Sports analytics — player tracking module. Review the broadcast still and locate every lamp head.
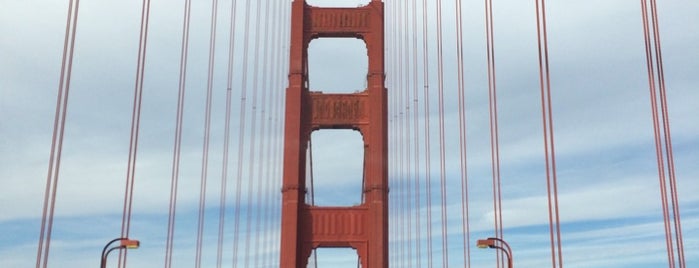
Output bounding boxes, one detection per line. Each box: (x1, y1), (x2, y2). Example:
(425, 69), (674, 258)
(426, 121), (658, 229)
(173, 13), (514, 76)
(476, 238), (495, 249)
(120, 239), (140, 249)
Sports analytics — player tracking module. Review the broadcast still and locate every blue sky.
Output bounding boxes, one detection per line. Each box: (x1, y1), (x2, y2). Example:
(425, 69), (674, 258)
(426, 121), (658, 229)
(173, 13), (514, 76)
(1, 0), (698, 267)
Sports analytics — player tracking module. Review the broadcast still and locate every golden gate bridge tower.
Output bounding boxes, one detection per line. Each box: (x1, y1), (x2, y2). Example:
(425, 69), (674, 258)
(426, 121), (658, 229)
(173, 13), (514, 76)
(279, 0), (388, 267)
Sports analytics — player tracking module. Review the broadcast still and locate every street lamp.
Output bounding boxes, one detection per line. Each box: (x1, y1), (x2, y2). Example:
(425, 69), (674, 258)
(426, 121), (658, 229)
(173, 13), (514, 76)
(477, 237), (513, 268)
(100, 238), (140, 268)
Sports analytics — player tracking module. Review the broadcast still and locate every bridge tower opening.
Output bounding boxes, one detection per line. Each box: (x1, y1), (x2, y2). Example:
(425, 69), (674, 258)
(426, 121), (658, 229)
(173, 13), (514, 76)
(279, 0), (388, 267)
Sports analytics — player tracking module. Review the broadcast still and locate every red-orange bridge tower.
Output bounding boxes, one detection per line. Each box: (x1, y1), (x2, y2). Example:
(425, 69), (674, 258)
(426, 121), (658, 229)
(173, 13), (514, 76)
(279, 0), (388, 267)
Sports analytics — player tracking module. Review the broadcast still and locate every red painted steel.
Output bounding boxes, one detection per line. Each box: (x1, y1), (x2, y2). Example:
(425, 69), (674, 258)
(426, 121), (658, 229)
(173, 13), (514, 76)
(279, 0), (387, 267)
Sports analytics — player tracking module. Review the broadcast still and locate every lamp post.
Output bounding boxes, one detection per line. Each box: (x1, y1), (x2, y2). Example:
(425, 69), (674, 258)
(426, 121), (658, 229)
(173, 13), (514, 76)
(100, 238), (140, 268)
(477, 237), (513, 268)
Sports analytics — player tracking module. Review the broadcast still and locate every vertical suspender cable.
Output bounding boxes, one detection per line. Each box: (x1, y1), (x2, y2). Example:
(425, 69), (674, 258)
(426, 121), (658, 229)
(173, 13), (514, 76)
(164, 0), (192, 267)
(640, 3), (673, 267)
(397, 0), (407, 265)
(243, 0), (264, 265)
(194, 0), (219, 266)
(400, 0), (410, 264)
(387, 2), (402, 264)
(36, 1), (80, 267)
(534, 0), (563, 267)
(264, 2), (279, 263)
(484, 0), (504, 267)
(262, 0), (282, 266)
(253, 1), (273, 266)
(641, 1), (686, 267)
(265, 0), (286, 264)
(403, 0), (414, 265)
(402, 0), (410, 264)
(435, 0), (450, 265)
(387, 0), (397, 264)
(394, 0), (402, 264)
(393, 1), (401, 263)
(268, 1), (283, 264)
(216, 1), (239, 266)
(387, 0), (395, 262)
(231, 0), (253, 266)
(411, 0), (422, 265)
(649, 1), (685, 266)
(421, 0), (434, 266)
(386, 2), (401, 265)
(454, 0), (471, 266)
(387, 1), (397, 264)
(118, 0), (152, 267)
(271, 1), (292, 263)
(216, 85), (232, 268)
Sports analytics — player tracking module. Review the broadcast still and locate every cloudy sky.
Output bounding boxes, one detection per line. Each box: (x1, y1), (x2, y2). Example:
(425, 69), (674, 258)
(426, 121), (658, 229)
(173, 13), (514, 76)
(1, 0), (697, 267)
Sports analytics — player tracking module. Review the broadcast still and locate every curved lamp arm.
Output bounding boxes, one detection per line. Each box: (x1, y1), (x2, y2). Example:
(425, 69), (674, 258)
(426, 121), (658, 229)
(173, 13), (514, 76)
(476, 237), (513, 268)
(100, 238), (140, 268)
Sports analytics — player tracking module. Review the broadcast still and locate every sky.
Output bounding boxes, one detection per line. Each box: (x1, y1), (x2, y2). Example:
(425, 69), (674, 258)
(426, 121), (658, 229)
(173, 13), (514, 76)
(1, 0), (698, 268)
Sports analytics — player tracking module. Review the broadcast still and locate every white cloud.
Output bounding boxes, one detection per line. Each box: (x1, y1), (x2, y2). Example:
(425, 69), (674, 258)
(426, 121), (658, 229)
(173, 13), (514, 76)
(1, 0), (698, 267)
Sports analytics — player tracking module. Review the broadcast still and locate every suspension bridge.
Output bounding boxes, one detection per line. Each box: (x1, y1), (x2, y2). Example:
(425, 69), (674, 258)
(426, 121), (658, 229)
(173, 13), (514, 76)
(0, 0), (697, 267)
